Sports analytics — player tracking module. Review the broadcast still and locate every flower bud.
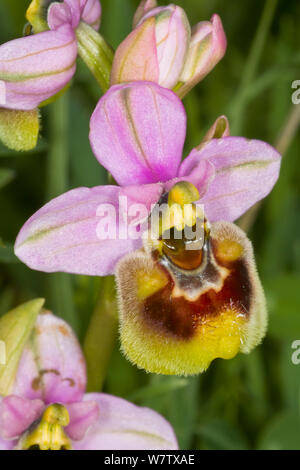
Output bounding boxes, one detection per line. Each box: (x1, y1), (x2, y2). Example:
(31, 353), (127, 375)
(202, 115), (230, 143)
(133, 0), (157, 28)
(176, 14), (227, 98)
(111, 5), (191, 89)
(195, 115), (230, 152)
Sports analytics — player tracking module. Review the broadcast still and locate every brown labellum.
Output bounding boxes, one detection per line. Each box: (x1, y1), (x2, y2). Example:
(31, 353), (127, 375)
(116, 221), (267, 375)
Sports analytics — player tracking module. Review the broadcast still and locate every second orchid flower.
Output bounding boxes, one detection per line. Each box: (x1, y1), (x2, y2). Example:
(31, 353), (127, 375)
(0, 301), (177, 450)
(0, 0), (107, 151)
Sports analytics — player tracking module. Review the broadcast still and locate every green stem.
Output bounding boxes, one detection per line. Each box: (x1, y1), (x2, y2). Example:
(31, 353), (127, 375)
(46, 94), (78, 332)
(76, 22), (114, 93)
(230, 0), (278, 135)
(47, 94), (69, 199)
(84, 276), (119, 392)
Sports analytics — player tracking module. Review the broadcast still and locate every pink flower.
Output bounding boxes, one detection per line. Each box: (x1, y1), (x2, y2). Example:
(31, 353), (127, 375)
(111, 1), (226, 98)
(0, 311), (177, 450)
(14, 82), (281, 276)
(0, 0), (101, 111)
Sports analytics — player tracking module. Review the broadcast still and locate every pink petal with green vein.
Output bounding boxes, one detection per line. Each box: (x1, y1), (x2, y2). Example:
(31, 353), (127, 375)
(14, 186), (141, 276)
(90, 82), (187, 186)
(110, 17), (159, 86)
(138, 5), (191, 88)
(0, 24), (77, 110)
(180, 137), (281, 222)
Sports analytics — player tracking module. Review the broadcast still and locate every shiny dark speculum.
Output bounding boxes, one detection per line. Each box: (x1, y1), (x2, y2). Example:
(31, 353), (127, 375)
(160, 219), (209, 271)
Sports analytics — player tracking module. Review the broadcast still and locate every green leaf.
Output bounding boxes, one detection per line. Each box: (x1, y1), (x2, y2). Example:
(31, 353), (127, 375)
(0, 298), (44, 395)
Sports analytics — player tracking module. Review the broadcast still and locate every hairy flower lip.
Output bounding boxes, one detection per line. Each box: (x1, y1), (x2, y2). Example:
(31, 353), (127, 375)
(116, 220), (268, 376)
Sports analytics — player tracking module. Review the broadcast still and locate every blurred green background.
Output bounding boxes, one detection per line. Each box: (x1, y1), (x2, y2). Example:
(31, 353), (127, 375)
(0, 0), (300, 450)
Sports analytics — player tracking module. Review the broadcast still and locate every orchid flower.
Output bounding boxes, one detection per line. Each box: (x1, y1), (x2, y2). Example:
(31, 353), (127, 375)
(0, 0), (101, 112)
(0, 0), (103, 150)
(111, 1), (227, 98)
(15, 82), (281, 374)
(15, 81), (281, 275)
(0, 308), (177, 450)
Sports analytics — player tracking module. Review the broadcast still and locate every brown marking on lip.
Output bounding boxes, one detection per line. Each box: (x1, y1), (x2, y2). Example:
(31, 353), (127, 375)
(32, 377), (41, 391)
(31, 369), (60, 391)
(63, 377), (75, 387)
(143, 256), (252, 340)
